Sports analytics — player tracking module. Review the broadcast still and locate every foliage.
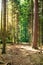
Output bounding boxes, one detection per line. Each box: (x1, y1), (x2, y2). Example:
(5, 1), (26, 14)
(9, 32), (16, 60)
(18, 0), (31, 42)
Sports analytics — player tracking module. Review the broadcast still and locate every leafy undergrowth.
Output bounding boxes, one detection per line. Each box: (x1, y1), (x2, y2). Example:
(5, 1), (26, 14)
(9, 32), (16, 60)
(0, 44), (43, 65)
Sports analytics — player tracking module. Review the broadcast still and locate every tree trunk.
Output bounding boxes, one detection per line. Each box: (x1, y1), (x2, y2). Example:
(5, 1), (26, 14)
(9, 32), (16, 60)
(16, 13), (19, 44)
(32, 0), (39, 49)
(1, 2), (3, 41)
(41, 0), (43, 44)
(11, 2), (15, 44)
(31, 0), (33, 36)
(6, 0), (8, 31)
(12, 6), (14, 44)
(2, 0), (6, 54)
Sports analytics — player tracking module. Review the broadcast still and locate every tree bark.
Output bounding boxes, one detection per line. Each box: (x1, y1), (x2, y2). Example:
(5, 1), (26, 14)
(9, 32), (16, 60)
(32, 0), (39, 49)
(2, 0), (6, 54)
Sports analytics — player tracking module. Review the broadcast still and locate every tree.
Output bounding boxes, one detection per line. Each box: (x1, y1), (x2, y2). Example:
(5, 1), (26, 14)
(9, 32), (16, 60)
(38, 0), (43, 46)
(6, 0), (8, 31)
(32, 0), (39, 49)
(2, 0), (6, 54)
(1, 0), (3, 42)
(31, 0), (33, 36)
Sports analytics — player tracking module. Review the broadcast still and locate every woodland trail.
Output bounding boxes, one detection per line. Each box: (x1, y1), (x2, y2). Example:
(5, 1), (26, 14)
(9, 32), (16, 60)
(0, 44), (43, 65)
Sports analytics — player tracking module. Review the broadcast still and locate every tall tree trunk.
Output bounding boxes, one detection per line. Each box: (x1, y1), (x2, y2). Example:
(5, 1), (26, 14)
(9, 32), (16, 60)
(2, 0), (6, 54)
(32, 0), (39, 49)
(14, 13), (18, 44)
(6, 0), (8, 31)
(11, 2), (15, 44)
(1, 1), (3, 41)
(12, 6), (14, 44)
(41, 0), (43, 44)
(16, 13), (19, 44)
(31, 0), (33, 36)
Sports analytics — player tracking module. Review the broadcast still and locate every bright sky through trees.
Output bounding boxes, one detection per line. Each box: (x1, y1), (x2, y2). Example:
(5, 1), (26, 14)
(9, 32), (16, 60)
(20, 0), (24, 5)
(0, 0), (1, 24)
(0, 0), (1, 11)
(0, 0), (25, 11)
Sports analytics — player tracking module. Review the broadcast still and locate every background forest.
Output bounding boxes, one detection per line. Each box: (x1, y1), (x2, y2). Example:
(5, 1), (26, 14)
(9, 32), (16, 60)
(0, 0), (43, 65)
(0, 0), (43, 51)
(0, 0), (43, 44)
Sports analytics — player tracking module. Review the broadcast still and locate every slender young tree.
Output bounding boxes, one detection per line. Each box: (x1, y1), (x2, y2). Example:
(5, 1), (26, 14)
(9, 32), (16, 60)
(1, 1), (3, 40)
(12, 2), (14, 44)
(16, 12), (19, 44)
(31, 0), (33, 36)
(41, 0), (43, 44)
(2, 0), (6, 54)
(32, 0), (39, 49)
(6, 0), (8, 31)
(11, 1), (16, 44)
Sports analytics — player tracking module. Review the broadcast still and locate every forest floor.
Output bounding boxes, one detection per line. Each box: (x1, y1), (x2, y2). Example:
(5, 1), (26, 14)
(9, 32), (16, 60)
(0, 44), (43, 65)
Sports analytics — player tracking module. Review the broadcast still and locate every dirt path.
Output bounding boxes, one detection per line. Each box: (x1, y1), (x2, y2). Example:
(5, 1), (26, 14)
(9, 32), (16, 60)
(0, 44), (43, 65)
